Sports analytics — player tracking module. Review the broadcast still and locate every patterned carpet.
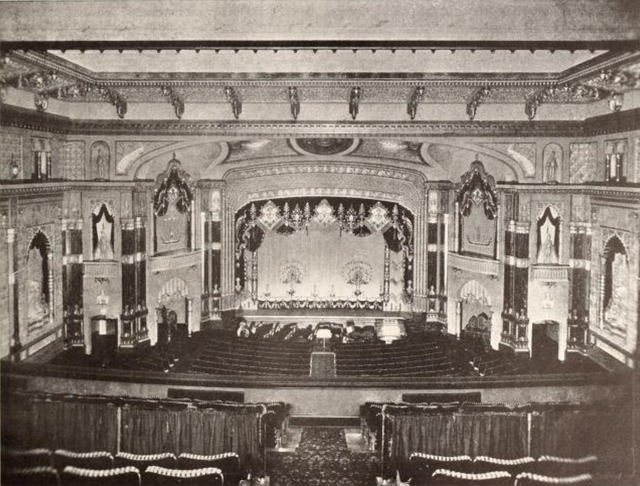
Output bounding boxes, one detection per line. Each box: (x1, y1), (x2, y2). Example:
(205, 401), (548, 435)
(268, 427), (379, 486)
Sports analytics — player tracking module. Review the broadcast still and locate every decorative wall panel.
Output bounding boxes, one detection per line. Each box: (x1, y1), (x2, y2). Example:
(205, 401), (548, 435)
(569, 143), (598, 183)
(59, 141), (85, 181)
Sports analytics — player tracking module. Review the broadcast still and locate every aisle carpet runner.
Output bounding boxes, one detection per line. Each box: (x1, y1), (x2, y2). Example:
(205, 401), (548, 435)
(268, 427), (379, 486)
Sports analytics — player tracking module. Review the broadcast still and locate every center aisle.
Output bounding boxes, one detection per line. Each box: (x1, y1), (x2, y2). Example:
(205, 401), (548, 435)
(268, 427), (379, 486)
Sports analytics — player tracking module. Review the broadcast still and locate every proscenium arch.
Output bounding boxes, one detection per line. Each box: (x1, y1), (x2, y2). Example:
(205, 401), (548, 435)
(222, 158), (427, 214)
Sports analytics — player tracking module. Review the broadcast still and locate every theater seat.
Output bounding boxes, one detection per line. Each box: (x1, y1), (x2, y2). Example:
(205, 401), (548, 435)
(115, 452), (177, 470)
(473, 456), (536, 475)
(177, 451), (240, 471)
(177, 452), (241, 484)
(408, 453), (473, 485)
(1, 447), (53, 469)
(514, 472), (593, 486)
(532, 456), (598, 477)
(2, 466), (60, 486)
(142, 466), (224, 486)
(61, 466), (141, 486)
(431, 469), (512, 486)
(54, 450), (114, 470)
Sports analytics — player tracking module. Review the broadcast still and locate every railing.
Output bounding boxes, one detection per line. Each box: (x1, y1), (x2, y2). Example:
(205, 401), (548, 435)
(531, 265), (569, 282)
(449, 252), (500, 276)
(83, 261), (121, 278)
(149, 251), (200, 273)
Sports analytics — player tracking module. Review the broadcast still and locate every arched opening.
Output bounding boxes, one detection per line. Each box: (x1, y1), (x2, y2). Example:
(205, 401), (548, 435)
(457, 279), (493, 348)
(602, 236), (629, 340)
(26, 231), (52, 332)
(233, 196), (414, 318)
(157, 277), (191, 344)
(536, 205), (561, 265)
(92, 202), (115, 261)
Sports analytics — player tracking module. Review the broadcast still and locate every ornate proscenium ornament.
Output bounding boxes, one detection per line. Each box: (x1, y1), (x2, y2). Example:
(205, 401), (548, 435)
(455, 155), (499, 220)
(466, 86), (491, 121)
(288, 86), (300, 120)
(407, 86), (425, 120)
(161, 86), (185, 119)
(98, 86), (128, 119)
(349, 86), (361, 120)
(225, 86), (242, 119)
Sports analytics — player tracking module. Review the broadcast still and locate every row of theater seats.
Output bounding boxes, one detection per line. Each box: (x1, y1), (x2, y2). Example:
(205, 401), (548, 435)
(189, 331), (311, 376)
(403, 453), (597, 486)
(335, 334), (465, 377)
(2, 449), (245, 486)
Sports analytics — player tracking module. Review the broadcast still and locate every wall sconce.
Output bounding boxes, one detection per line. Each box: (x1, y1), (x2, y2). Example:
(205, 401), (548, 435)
(10, 154), (19, 179)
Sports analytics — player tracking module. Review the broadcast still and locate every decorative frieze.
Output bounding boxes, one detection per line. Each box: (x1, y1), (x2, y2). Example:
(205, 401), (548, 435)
(83, 261), (121, 278)
(531, 264), (569, 281)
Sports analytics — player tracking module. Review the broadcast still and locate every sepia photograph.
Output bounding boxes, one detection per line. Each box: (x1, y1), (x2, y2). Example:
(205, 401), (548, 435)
(0, 0), (639, 485)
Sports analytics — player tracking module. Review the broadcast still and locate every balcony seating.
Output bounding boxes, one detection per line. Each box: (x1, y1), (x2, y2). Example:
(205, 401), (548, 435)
(1, 447), (54, 468)
(53, 450), (114, 470)
(431, 469), (512, 485)
(531, 456), (598, 477)
(514, 472), (593, 486)
(143, 466), (224, 486)
(61, 466), (141, 486)
(1, 466), (60, 486)
(115, 452), (177, 470)
(473, 456), (536, 475)
(177, 452), (241, 484)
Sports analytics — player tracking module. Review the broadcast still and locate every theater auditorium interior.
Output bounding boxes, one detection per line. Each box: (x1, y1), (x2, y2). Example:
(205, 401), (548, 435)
(0, 1), (639, 485)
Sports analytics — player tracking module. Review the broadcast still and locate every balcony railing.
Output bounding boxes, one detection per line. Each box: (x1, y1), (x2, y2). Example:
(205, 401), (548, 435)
(531, 265), (569, 282)
(449, 252), (500, 276)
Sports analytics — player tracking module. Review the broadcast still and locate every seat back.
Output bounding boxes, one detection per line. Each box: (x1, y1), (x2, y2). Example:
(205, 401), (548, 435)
(1, 466), (60, 486)
(53, 449), (114, 470)
(431, 469), (512, 486)
(408, 453), (472, 483)
(514, 472), (593, 486)
(177, 451), (240, 472)
(473, 456), (536, 475)
(533, 456), (598, 477)
(115, 452), (177, 470)
(143, 466), (224, 486)
(61, 466), (141, 486)
(1, 447), (53, 469)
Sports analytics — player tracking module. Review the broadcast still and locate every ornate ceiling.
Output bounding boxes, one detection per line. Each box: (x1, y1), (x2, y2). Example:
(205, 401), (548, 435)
(0, 0), (638, 121)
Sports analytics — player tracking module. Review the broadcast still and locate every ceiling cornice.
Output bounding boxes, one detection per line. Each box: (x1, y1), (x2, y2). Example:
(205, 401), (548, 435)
(4, 104), (639, 138)
(2, 40), (639, 54)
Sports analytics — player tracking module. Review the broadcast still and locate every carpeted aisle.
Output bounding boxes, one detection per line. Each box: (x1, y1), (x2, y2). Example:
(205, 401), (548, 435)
(268, 427), (379, 486)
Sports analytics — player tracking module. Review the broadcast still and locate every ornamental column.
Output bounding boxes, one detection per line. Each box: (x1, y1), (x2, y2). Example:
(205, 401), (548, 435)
(7, 227), (21, 359)
(62, 216), (84, 348)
